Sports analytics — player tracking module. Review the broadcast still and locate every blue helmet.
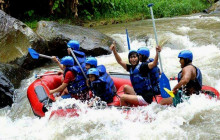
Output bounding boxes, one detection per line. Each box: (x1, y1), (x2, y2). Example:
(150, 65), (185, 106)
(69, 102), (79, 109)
(137, 47), (150, 58)
(178, 50), (193, 61)
(128, 50), (138, 59)
(61, 56), (74, 66)
(128, 50), (139, 64)
(87, 68), (99, 76)
(67, 40), (80, 50)
(85, 57), (97, 67)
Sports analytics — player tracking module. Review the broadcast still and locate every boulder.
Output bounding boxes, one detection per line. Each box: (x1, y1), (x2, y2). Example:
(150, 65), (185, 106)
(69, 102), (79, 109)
(0, 10), (120, 71)
(203, 1), (220, 13)
(36, 21), (119, 57)
(0, 63), (30, 88)
(0, 71), (14, 108)
(0, 63), (30, 108)
(0, 10), (48, 70)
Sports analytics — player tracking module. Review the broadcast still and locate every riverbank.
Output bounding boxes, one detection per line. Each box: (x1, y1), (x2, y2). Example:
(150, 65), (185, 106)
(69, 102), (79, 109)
(23, 0), (212, 29)
(24, 13), (143, 29)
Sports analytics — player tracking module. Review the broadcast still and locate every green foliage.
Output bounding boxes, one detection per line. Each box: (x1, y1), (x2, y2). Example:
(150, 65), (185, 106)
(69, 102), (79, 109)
(78, 0), (211, 20)
(24, 20), (38, 29)
(52, 0), (64, 12)
(23, 0), (212, 29)
(83, 10), (93, 20)
(25, 10), (34, 17)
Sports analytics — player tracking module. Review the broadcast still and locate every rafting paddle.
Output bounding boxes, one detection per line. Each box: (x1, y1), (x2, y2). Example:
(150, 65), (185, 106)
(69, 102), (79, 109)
(164, 88), (175, 98)
(35, 73), (59, 78)
(148, 3), (171, 98)
(28, 48), (52, 59)
(126, 29), (131, 50)
(68, 48), (87, 80)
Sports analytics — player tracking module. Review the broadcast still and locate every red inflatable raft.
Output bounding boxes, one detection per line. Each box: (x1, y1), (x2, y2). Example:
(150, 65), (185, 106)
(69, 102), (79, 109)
(27, 72), (134, 117)
(27, 71), (219, 117)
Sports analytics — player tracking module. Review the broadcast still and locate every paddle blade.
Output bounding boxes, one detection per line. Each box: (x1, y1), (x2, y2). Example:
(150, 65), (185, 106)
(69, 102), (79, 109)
(164, 88), (175, 98)
(159, 72), (171, 98)
(28, 48), (39, 59)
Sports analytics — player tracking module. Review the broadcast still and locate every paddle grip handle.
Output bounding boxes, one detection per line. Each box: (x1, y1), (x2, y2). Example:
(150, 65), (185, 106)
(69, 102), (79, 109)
(147, 3), (154, 7)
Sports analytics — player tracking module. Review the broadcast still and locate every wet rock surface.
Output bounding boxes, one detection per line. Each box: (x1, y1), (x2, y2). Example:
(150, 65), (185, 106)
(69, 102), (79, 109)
(204, 1), (220, 14)
(0, 71), (14, 108)
(0, 63), (30, 88)
(36, 21), (119, 57)
(0, 10), (47, 69)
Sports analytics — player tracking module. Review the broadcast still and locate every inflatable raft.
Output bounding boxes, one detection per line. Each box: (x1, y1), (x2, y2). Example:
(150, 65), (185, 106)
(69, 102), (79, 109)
(27, 71), (219, 117)
(27, 71), (134, 117)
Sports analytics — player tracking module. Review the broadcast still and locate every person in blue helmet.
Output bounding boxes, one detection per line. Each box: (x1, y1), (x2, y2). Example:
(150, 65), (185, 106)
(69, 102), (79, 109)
(52, 40), (86, 71)
(85, 57), (98, 71)
(137, 47), (161, 97)
(110, 43), (161, 106)
(49, 56), (75, 97)
(85, 57), (109, 77)
(87, 68), (115, 104)
(160, 50), (202, 106)
(85, 57), (116, 97)
(49, 56), (88, 99)
(67, 40), (86, 68)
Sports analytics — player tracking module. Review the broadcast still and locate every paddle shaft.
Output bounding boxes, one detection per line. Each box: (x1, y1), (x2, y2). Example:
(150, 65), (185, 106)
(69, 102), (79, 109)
(69, 49), (87, 80)
(149, 6), (164, 73)
(39, 54), (53, 59)
(126, 29), (131, 50)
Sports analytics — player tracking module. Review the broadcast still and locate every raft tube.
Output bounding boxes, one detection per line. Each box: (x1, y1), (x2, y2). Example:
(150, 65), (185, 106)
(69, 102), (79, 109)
(27, 72), (131, 117)
(27, 71), (220, 118)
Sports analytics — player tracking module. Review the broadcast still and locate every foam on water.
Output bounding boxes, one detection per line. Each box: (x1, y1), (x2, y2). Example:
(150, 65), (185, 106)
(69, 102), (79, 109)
(1, 94), (220, 140)
(184, 15), (220, 22)
(177, 26), (191, 34)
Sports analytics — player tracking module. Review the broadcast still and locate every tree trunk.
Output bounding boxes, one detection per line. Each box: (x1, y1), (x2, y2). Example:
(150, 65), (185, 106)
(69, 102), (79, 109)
(64, 0), (78, 18)
(49, 0), (55, 14)
(73, 0), (78, 18)
(0, 0), (10, 14)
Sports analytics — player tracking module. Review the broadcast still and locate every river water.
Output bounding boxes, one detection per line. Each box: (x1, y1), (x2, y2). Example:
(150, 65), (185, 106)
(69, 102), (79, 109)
(0, 13), (220, 140)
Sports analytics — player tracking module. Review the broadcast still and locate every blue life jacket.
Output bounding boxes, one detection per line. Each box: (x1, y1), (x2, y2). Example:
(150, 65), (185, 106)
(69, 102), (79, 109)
(129, 64), (152, 95)
(73, 49), (87, 75)
(64, 66), (88, 95)
(72, 50), (86, 65)
(146, 58), (161, 95)
(72, 50), (87, 72)
(178, 65), (202, 94)
(90, 65), (115, 103)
